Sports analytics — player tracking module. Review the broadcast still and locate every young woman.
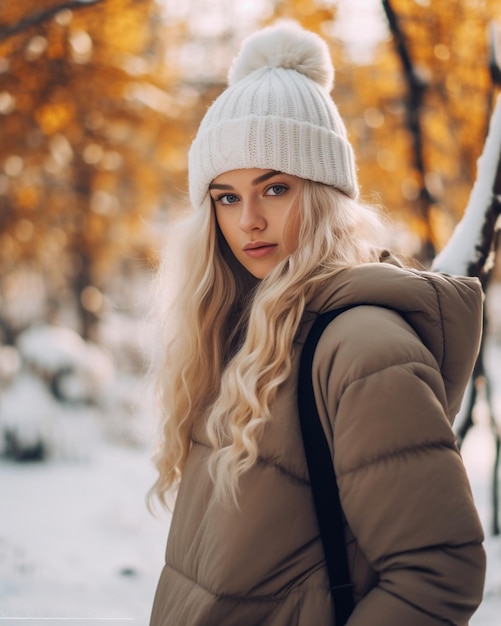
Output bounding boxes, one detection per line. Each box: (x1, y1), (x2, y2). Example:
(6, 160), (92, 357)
(149, 22), (486, 625)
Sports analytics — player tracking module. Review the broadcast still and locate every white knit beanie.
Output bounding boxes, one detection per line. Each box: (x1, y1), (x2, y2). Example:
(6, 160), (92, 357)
(188, 22), (359, 208)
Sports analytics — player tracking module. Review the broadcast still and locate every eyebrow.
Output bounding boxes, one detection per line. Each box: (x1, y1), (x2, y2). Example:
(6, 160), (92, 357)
(252, 170), (282, 185)
(209, 170), (282, 191)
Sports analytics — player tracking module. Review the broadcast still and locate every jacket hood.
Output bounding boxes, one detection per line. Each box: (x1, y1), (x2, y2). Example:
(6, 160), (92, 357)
(303, 261), (483, 423)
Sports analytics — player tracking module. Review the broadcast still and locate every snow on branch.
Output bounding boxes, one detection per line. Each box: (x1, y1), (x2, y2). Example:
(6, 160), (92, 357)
(432, 94), (501, 278)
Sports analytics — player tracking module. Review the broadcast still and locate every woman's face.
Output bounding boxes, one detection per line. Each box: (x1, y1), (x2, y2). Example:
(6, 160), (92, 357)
(210, 169), (303, 279)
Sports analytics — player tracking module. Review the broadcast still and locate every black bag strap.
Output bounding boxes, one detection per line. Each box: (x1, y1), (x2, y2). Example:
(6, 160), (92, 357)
(298, 305), (356, 625)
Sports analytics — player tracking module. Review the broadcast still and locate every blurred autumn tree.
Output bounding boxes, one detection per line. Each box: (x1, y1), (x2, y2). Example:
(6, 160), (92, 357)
(0, 0), (197, 339)
(344, 0), (501, 260)
(270, 0), (501, 261)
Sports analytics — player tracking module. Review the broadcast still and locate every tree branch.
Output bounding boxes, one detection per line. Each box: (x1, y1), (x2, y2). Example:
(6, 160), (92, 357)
(0, 0), (104, 42)
(466, 164), (501, 284)
(432, 94), (501, 280)
(489, 21), (501, 86)
(382, 0), (434, 260)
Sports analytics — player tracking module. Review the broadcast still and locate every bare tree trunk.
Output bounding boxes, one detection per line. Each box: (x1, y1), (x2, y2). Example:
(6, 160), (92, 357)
(432, 91), (501, 535)
(432, 95), (501, 279)
(382, 0), (435, 262)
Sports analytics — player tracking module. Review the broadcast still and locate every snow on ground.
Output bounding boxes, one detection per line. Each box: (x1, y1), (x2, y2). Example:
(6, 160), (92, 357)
(462, 335), (501, 626)
(0, 340), (500, 625)
(463, 422), (501, 626)
(0, 441), (170, 625)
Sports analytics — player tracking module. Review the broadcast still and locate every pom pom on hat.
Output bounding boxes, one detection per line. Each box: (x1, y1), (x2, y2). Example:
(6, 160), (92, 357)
(228, 21), (334, 91)
(188, 22), (359, 207)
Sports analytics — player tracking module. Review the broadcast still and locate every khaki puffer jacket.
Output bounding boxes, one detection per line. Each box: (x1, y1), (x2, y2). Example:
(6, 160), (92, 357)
(150, 262), (486, 626)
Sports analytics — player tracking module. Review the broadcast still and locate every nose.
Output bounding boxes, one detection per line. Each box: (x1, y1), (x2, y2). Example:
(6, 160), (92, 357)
(239, 197), (266, 232)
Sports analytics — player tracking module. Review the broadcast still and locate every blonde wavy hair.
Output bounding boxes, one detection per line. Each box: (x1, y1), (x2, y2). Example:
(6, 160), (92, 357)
(148, 180), (387, 508)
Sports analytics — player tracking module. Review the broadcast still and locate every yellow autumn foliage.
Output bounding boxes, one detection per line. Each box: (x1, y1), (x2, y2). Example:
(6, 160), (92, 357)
(1, 0), (501, 334)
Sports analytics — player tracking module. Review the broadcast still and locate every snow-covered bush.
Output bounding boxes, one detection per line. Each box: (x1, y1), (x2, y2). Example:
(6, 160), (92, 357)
(0, 318), (157, 462)
(0, 325), (116, 461)
(17, 325), (115, 404)
(95, 312), (157, 447)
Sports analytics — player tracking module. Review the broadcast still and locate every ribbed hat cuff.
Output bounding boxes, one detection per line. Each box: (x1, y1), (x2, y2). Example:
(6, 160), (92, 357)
(188, 116), (359, 207)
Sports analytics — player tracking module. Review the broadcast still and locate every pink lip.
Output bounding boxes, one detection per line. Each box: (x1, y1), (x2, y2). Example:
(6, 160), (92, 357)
(243, 241), (277, 258)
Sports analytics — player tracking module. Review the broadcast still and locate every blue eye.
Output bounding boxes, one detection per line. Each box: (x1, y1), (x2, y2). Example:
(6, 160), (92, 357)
(218, 193), (239, 205)
(266, 184), (287, 196)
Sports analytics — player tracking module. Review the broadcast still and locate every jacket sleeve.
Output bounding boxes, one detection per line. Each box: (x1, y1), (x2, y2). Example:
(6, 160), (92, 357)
(314, 308), (486, 626)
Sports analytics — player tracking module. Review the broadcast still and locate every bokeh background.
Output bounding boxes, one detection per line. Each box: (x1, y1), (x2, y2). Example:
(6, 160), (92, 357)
(1, 0), (501, 346)
(1, 1), (501, 624)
